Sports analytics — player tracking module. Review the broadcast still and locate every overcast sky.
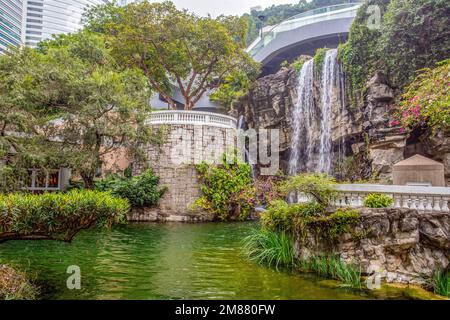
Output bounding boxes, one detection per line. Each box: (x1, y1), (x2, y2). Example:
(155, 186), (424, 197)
(149, 0), (300, 17)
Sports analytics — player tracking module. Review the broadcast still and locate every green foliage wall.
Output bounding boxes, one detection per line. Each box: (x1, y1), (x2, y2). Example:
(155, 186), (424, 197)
(195, 156), (255, 221)
(338, 0), (390, 97)
(339, 0), (450, 104)
(95, 169), (166, 208)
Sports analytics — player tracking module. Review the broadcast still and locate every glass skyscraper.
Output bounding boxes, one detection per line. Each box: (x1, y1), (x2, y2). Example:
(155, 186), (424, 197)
(0, 0), (23, 52)
(24, 0), (108, 47)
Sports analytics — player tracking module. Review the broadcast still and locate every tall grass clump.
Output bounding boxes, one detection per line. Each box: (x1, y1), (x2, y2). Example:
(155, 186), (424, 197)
(242, 228), (295, 270)
(299, 255), (362, 289)
(431, 268), (449, 297)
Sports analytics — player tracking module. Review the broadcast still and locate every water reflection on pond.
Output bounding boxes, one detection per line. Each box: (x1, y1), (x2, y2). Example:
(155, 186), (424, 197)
(0, 222), (408, 300)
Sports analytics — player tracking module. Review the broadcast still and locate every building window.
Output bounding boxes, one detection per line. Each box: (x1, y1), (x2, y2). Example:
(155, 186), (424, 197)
(27, 7), (43, 12)
(28, 2), (44, 6)
(25, 169), (61, 191)
(47, 170), (60, 188)
(26, 24), (42, 30)
(26, 30), (42, 35)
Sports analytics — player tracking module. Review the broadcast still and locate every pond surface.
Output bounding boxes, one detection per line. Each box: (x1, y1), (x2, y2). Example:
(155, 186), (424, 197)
(0, 222), (407, 300)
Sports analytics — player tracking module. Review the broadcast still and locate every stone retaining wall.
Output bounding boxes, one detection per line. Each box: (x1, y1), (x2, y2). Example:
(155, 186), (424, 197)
(295, 208), (450, 284)
(132, 123), (236, 221)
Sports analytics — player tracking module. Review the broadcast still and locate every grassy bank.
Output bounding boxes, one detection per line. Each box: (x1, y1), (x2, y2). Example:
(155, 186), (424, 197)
(242, 227), (362, 288)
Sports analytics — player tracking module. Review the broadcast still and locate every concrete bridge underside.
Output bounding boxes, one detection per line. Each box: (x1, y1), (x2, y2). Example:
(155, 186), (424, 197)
(254, 17), (355, 76)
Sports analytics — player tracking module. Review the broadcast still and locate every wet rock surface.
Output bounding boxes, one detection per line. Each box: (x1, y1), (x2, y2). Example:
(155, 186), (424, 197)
(233, 66), (450, 183)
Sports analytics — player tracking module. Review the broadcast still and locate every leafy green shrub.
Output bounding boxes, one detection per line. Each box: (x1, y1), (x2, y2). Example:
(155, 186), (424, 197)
(378, 0), (450, 89)
(299, 208), (361, 243)
(313, 47), (328, 74)
(292, 55), (311, 73)
(0, 190), (129, 242)
(337, 0), (389, 99)
(195, 155), (255, 221)
(261, 200), (323, 232)
(95, 169), (165, 208)
(242, 228), (295, 270)
(0, 265), (38, 300)
(363, 193), (394, 208)
(299, 255), (362, 288)
(279, 173), (337, 207)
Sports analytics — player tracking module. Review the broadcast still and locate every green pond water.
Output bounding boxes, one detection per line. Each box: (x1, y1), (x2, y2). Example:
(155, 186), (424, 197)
(0, 222), (409, 300)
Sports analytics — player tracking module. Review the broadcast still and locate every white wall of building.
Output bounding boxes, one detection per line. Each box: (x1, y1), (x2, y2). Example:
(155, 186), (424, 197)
(23, 0), (108, 47)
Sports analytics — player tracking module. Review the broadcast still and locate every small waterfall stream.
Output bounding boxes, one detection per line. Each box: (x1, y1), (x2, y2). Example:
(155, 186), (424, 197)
(318, 49), (338, 174)
(237, 115), (256, 178)
(288, 59), (315, 176)
(289, 48), (344, 176)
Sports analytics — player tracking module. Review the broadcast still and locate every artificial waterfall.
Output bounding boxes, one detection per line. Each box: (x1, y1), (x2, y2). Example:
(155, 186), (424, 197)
(288, 48), (344, 176)
(288, 59), (315, 175)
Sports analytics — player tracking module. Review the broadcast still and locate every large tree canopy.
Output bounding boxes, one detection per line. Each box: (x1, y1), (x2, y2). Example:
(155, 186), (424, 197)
(84, 0), (259, 110)
(0, 31), (157, 190)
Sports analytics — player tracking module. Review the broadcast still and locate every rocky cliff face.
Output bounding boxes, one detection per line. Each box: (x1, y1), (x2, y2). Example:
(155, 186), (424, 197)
(295, 208), (450, 285)
(231, 67), (298, 172)
(233, 64), (450, 184)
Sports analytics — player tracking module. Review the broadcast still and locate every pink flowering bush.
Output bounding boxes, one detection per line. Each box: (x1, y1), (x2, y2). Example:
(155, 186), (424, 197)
(393, 59), (450, 133)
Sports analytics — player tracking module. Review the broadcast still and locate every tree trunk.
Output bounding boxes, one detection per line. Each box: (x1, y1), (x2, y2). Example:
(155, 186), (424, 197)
(185, 95), (197, 110)
(81, 173), (95, 190)
(168, 100), (177, 110)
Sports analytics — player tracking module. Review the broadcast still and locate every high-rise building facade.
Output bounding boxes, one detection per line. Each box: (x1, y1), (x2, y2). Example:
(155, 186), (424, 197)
(24, 0), (108, 47)
(0, 0), (24, 52)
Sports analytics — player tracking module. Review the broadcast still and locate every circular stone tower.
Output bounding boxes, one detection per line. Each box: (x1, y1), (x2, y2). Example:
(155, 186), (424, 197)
(131, 110), (237, 222)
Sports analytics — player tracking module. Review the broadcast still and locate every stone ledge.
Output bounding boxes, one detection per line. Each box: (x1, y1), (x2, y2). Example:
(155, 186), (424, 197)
(295, 208), (450, 285)
(128, 207), (215, 222)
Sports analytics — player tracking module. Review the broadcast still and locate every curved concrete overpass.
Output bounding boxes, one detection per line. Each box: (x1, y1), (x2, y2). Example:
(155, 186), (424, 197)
(249, 3), (361, 75)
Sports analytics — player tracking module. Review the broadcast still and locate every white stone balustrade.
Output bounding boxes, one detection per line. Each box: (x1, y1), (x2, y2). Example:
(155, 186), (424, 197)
(298, 184), (450, 212)
(147, 110), (237, 129)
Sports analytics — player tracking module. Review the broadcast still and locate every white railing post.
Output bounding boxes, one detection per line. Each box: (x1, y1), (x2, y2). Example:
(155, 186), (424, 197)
(331, 184), (450, 213)
(442, 197), (450, 212)
(425, 196), (434, 211)
(394, 195), (401, 208)
(147, 110), (237, 130)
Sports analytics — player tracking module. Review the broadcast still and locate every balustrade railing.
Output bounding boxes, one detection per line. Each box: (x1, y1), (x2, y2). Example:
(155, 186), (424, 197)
(147, 110), (237, 129)
(297, 184), (450, 212)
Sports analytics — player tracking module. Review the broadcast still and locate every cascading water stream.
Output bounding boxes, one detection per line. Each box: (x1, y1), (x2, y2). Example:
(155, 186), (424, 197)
(317, 49), (338, 174)
(237, 115), (256, 178)
(289, 48), (345, 177)
(288, 59), (315, 176)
